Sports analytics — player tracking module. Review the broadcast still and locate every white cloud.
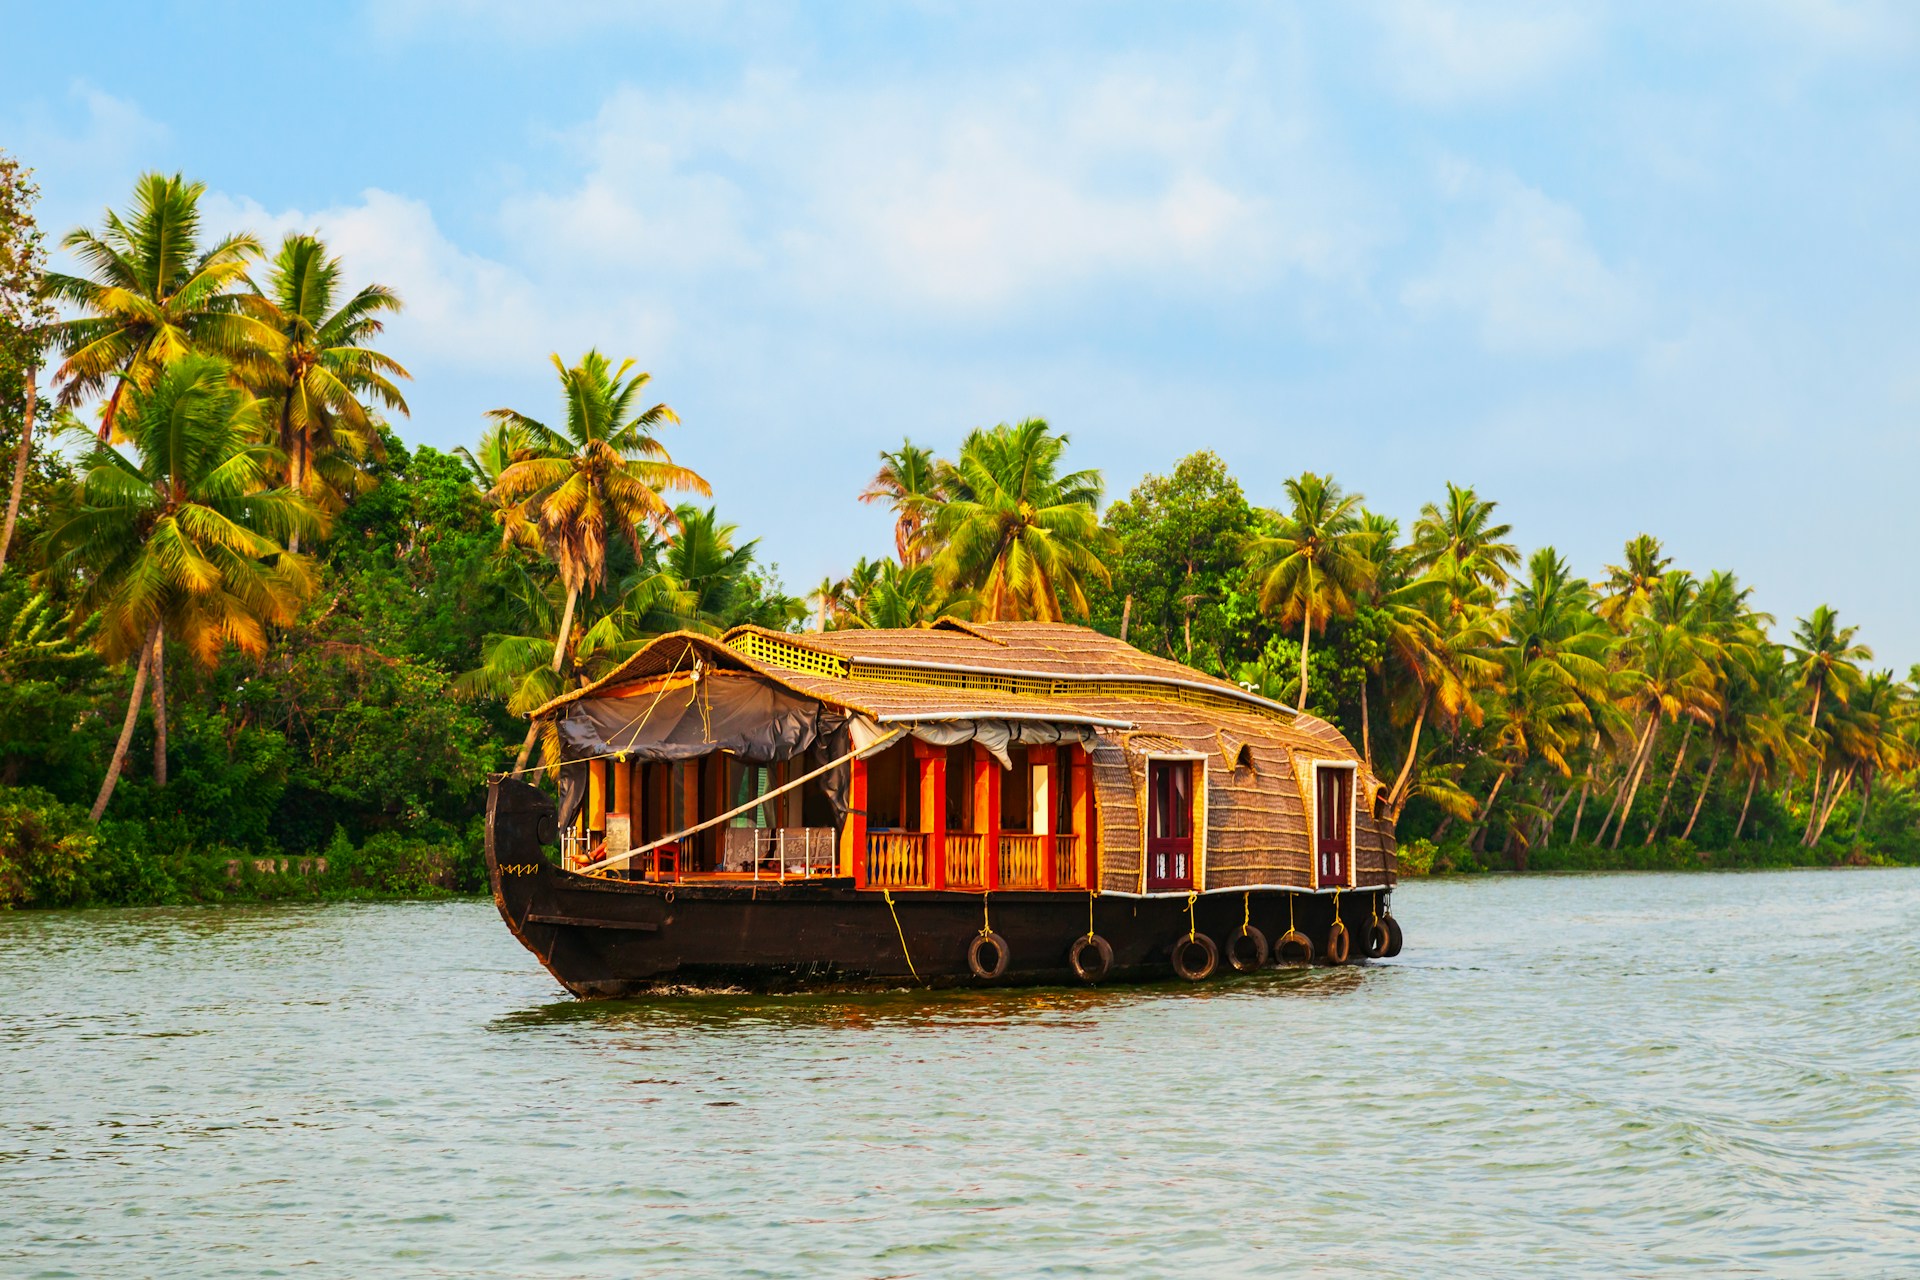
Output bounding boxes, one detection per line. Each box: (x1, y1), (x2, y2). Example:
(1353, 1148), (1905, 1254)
(1368, 0), (1596, 105)
(1402, 167), (1641, 355)
(5, 83), (171, 233)
(203, 188), (672, 371)
(498, 63), (1377, 315)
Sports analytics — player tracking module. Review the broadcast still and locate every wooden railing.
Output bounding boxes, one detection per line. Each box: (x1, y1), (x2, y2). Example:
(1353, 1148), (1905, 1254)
(945, 833), (986, 889)
(998, 834), (1046, 889)
(866, 831), (929, 889)
(1054, 833), (1084, 889)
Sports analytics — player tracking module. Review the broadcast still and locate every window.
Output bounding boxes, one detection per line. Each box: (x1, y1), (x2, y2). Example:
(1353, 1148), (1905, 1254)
(1146, 759), (1195, 891)
(1315, 765), (1352, 886)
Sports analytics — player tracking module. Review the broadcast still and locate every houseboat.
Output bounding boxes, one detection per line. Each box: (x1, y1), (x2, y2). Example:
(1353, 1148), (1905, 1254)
(485, 619), (1404, 995)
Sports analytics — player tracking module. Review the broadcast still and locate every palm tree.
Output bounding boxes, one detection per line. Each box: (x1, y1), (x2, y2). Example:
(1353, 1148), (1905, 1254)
(36, 353), (319, 817)
(859, 440), (946, 566)
(42, 173), (276, 440)
(1408, 482), (1520, 596)
(487, 351), (708, 769)
(930, 418), (1111, 622)
(250, 233), (410, 547)
(838, 558), (974, 629)
(1596, 534), (1671, 628)
(1245, 472), (1374, 710)
(1787, 605), (1871, 729)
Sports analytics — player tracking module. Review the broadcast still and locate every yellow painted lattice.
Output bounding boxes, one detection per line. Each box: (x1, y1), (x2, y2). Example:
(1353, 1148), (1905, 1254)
(731, 632), (849, 677)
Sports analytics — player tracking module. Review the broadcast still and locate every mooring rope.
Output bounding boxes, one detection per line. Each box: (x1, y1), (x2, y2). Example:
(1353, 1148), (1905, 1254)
(882, 889), (922, 986)
(1186, 889), (1199, 941)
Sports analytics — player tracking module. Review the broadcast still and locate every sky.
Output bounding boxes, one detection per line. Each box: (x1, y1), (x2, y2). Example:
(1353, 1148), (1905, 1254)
(4, 1), (1917, 667)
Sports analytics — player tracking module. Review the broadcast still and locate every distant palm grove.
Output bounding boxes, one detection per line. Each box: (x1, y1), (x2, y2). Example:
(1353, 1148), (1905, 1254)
(2, 160), (1916, 906)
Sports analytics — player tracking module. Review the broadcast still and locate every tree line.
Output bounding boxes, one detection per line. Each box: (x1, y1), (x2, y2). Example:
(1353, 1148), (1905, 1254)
(1, 154), (1916, 905)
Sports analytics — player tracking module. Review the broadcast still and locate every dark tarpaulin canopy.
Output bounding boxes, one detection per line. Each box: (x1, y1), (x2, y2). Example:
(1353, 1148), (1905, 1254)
(553, 673), (853, 833)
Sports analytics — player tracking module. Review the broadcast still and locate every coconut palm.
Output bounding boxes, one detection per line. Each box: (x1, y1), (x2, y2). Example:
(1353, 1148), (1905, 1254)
(42, 173), (275, 440)
(1408, 482), (1520, 596)
(1787, 605), (1872, 729)
(36, 354), (319, 817)
(859, 440), (947, 566)
(1245, 472), (1374, 710)
(1596, 534), (1671, 628)
(837, 558), (974, 630)
(930, 418), (1111, 623)
(250, 233), (410, 546)
(487, 351), (708, 769)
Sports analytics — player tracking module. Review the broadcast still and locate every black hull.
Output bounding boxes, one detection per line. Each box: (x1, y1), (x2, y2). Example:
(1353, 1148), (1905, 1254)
(486, 777), (1390, 997)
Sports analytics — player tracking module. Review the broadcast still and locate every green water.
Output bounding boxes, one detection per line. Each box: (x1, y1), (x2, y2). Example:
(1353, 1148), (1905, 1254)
(4, 869), (1919, 1277)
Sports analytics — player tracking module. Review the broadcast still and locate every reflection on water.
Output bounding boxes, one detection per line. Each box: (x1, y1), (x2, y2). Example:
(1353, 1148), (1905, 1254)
(4, 872), (1920, 1278)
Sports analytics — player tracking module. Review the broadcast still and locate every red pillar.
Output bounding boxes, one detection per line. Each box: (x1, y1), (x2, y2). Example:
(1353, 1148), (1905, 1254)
(973, 744), (1002, 892)
(915, 740), (946, 890)
(848, 756), (869, 888)
(1070, 745), (1092, 889)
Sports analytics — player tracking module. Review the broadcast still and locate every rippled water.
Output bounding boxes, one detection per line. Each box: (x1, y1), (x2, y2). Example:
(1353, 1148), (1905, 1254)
(4, 869), (1920, 1277)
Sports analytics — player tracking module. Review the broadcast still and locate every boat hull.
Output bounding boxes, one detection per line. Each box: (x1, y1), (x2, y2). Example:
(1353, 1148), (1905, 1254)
(486, 777), (1389, 996)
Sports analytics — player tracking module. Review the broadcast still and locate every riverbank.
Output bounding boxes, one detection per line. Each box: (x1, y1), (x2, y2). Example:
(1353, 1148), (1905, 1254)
(1397, 832), (1917, 877)
(0, 785), (484, 909)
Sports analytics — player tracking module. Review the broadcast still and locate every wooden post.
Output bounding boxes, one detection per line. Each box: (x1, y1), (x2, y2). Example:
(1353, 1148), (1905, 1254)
(1071, 745), (1092, 889)
(974, 744), (1002, 892)
(588, 758), (607, 834)
(680, 761), (700, 868)
(916, 740), (946, 890)
(610, 756), (631, 820)
(847, 755), (870, 888)
(1033, 753), (1055, 890)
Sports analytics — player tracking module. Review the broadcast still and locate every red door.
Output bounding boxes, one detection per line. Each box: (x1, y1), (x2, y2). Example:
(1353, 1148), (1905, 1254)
(1146, 760), (1194, 892)
(1316, 767), (1350, 886)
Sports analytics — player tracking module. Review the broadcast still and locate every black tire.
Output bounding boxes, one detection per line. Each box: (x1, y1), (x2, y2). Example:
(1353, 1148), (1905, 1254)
(1273, 929), (1315, 965)
(1366, 919), (1390, 959)
(1170, 933), (1219, 981)
(1383, 914), (1404, 958)
(1324, 920), (1351, 965)
(1068, 934), (1114, 983)
(533, 812), (559, 846)
(967, 930), (1010, 981)
(1227, 924), (1269, 972)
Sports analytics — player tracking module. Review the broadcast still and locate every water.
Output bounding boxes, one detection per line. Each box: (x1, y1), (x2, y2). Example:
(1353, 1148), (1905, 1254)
(3, 870), (1919, 1278)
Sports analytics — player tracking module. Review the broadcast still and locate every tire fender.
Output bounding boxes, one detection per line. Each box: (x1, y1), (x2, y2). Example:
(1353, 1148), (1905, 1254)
(1068, 934), (1113, 983)
(1324, 920), (1351, 965)
(1274, 929), (1315, 965)
(1171, 933), (1219, 981)
(968, 930), (1010, 981)
(1227, 924), (1269, 973)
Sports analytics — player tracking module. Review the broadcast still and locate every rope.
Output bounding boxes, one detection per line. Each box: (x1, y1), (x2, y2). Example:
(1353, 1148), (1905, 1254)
(882, 890), (922, 986)
(1243, 890), (1251, 932)
(498, 648), (693, 780)
(1288, 893), (1297, 934)
(1333, 888), (1343, 926)
(980, 893), (992, 938)
(1087, 891), (1096, 941)
(1186, 890), (1198, 941)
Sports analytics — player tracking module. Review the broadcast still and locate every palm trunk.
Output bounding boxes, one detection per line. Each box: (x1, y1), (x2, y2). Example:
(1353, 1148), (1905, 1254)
(1596, 716), (1656, 845)
(1297, 612), (1312, 709)
(1566, 777), (1591, 847)
(1856, 767), (1876, 839)
(1807, 683), (1822, 728)
(1679, 740), (1721, 842)
(150, 625), (168, 787)
(1732, 765), (1759, 842)
(1468, 766), (1511, 853)
(0, 367), (35, 573)
(1359, 679), (1373, 770)
(1642, 721), (1694, 845)
(1385, 691), (1431, 815)
(1610, 718), (1661, 850)
(1800, 768), (1828, 846)
(1810, 768), (1851, 845)
(91, 623), (159, 821)
(1119, 594), (1132, 643)
(514, 584), (582, 774)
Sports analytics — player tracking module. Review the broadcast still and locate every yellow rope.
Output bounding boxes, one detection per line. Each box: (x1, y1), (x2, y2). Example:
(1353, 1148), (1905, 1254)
(1243, 891), (1251, 932)
(981, 893), (992, 937)
(1087, 891), (1096, 941)
(1288, 893), (1296, 934)
(1186, 890), (1198, 941)
(1333, 888), (1343, 926)
(882, 889), (922, 985)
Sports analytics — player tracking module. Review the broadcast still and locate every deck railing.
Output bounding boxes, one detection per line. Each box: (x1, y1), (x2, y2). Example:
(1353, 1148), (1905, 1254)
(997, 833), (1046, 889)
(867, 831), (929, 889)
(1054, 833), (1084, 890)
(945, 833), (986, 889)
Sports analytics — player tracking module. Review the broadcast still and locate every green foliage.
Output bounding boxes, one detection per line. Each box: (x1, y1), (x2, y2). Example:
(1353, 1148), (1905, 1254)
(0, 787), (96, 907)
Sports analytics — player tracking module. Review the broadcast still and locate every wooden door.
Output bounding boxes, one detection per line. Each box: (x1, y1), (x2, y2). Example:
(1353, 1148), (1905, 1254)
(1316, 766), (1350, 886)
(1146, 759), (1194, 892)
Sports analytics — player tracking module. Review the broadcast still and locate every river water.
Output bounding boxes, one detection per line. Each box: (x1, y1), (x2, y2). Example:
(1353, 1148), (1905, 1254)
(4, 869), (1919, 1278)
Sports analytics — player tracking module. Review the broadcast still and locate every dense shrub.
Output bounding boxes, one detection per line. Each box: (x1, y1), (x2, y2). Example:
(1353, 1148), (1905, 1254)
(0, 787), (96, 907)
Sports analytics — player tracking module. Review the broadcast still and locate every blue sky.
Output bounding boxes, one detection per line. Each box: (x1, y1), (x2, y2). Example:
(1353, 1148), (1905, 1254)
(5, 1), (1917, 666)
